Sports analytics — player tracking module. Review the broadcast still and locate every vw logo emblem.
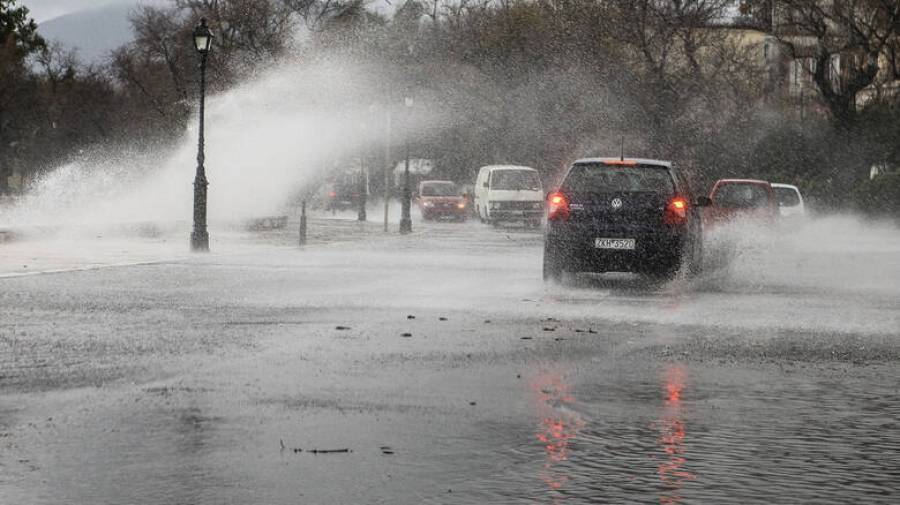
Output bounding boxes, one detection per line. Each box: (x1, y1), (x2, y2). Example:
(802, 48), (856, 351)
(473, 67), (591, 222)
(610, 198), (623, 210)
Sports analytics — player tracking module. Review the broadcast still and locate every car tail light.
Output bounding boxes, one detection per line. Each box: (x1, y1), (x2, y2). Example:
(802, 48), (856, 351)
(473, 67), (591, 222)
(547, 191), (569, 221)
(328, 191), (337, 198)
(663, 196), (689, 225)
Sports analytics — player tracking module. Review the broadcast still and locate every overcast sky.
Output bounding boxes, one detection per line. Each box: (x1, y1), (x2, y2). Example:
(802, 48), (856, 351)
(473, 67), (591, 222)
(25, 0), (142, 23)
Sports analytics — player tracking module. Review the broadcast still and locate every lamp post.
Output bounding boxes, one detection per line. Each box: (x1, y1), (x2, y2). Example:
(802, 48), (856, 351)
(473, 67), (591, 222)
(382, 101), (392, 233)
(358, 148), (367, 222)
(190, 18), (212, 252)
(399, 96), (413, 234)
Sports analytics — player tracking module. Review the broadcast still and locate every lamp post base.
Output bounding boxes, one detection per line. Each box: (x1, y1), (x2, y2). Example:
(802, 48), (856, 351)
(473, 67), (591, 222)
(190, 230), (209, 252)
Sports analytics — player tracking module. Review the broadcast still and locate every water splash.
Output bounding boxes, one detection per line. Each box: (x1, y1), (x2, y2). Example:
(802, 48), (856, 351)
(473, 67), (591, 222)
(1, 57), (434, 235)
(701, 214), (900, 297)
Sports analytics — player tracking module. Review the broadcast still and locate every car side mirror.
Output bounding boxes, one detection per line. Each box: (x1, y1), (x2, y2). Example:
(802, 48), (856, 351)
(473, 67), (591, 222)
(695, 196), (713, 207)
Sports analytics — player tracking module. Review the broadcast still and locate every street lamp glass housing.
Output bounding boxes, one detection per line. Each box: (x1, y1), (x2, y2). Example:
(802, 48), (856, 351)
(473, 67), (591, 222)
(193, 18), (213, 54)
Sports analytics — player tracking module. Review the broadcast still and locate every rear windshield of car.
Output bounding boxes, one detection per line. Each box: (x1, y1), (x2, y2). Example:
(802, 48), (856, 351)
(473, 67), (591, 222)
(562, 163), (675, 195)
(420, 183), (459, 197)
(714, 183), (772, 208)
(490, 170), (541, 191)
(773, 186), (800, 207)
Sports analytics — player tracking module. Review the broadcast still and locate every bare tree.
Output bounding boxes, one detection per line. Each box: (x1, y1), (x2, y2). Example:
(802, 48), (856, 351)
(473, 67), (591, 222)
(762, 0), (900, 126)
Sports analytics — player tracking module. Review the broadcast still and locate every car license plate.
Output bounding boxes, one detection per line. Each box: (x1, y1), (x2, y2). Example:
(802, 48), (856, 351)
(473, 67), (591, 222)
(594, 238), (636, 250)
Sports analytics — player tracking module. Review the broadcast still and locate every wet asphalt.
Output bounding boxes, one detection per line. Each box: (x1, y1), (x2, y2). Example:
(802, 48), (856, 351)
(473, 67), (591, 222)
(1, 215), (899, 503)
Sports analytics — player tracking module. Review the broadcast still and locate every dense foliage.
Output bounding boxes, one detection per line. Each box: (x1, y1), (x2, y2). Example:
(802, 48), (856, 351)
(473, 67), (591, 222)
(1, 0), (899, 216)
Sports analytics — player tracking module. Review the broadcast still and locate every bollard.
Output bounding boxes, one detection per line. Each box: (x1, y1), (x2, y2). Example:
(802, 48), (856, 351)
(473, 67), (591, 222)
(299, 200), (308, 247)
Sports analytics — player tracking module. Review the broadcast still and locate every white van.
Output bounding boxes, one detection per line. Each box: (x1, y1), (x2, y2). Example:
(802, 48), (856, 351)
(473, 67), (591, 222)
(474, 165), (544, 226)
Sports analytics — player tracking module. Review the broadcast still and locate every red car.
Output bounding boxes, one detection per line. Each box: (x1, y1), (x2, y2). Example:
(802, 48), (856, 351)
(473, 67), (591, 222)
(417, 180), (468, 221)
(705, 179), (779, 226)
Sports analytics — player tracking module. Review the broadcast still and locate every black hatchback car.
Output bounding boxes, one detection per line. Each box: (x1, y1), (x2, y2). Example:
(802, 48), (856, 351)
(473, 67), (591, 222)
(543, 158), (710, 281)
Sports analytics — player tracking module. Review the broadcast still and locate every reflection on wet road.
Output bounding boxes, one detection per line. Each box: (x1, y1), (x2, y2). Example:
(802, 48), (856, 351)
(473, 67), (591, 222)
(656, 364), (695, 504)
(443, 359), (899, 504)
(532, 370), (584, 500)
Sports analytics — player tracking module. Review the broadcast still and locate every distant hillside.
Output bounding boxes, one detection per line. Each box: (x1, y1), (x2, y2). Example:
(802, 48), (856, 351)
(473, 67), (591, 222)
(38, 3), (137, 64)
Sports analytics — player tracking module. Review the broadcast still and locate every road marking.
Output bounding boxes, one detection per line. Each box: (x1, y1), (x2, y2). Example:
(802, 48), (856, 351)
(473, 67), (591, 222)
(0, 259), (179, 279)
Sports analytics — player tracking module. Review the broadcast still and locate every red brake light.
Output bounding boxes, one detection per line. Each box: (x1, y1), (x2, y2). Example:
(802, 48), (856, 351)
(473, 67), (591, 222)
(664, 196), (689, 225)
(547, 191), (569, 221)
(328, 191), (337, 198)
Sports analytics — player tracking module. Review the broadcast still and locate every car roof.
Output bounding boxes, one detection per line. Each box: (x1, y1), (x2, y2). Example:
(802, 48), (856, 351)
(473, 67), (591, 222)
(572, 157), (673, 168)
(770, 183), (800, 191)
(714, 178), (771, 185)
(480, 165), (537, 172)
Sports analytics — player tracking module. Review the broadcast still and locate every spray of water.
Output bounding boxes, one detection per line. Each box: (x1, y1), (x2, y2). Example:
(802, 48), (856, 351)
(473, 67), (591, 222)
(700, 213), (900, 298)
(0, 57), (436, 235)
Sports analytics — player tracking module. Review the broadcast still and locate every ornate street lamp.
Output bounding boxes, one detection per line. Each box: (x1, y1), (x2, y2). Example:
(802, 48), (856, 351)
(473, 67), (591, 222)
(399, 96), (414, 235)
(190, 18), (213, 252)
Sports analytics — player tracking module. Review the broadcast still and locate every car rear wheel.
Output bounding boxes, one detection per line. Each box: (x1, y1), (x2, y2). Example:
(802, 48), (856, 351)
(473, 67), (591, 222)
(643, 257), (680, 281)
(685, 236), (703, 277)
(543, 242), (565, 282)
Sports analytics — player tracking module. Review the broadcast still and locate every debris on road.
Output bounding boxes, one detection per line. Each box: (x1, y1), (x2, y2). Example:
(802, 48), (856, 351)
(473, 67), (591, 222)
(308, 448), (351, 454)
(283, 445), (353, 454)
(335, 326), (351, 331)
(401, 332), (412, 337)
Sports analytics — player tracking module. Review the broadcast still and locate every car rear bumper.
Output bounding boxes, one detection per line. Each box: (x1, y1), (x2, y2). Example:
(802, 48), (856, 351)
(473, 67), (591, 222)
(490, 209), (543, 221)
(546, 224), (686, 273)
(423, 207), (467, 218)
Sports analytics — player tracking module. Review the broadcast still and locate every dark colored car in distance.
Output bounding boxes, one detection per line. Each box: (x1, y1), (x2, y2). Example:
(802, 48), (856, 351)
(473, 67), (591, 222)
(323, 182), (360, 214)
(543, 158), (710, 281)
(417, 180), (468, 221)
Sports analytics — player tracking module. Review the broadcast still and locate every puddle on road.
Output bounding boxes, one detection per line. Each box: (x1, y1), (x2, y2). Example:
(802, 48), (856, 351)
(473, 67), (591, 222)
(429, 361), (900, 504)
(2, 352), (899, 504)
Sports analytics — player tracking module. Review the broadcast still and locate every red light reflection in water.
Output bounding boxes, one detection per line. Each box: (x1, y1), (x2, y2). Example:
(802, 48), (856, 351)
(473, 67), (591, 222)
(531, 371), (585, 500)
(655, 364), (696, 504)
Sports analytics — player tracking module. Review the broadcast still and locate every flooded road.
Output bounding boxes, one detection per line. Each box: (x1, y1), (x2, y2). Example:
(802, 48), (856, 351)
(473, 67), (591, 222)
(1, 215), (899, 503)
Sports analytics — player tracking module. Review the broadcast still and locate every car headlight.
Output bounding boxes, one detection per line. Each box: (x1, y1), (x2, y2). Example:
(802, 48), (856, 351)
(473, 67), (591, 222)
(423, 201), (434, 207)
(457, 202), (466, 209)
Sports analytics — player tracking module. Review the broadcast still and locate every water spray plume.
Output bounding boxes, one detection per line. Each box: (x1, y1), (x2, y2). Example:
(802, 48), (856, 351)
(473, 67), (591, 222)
(0, 57), (437, 236)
